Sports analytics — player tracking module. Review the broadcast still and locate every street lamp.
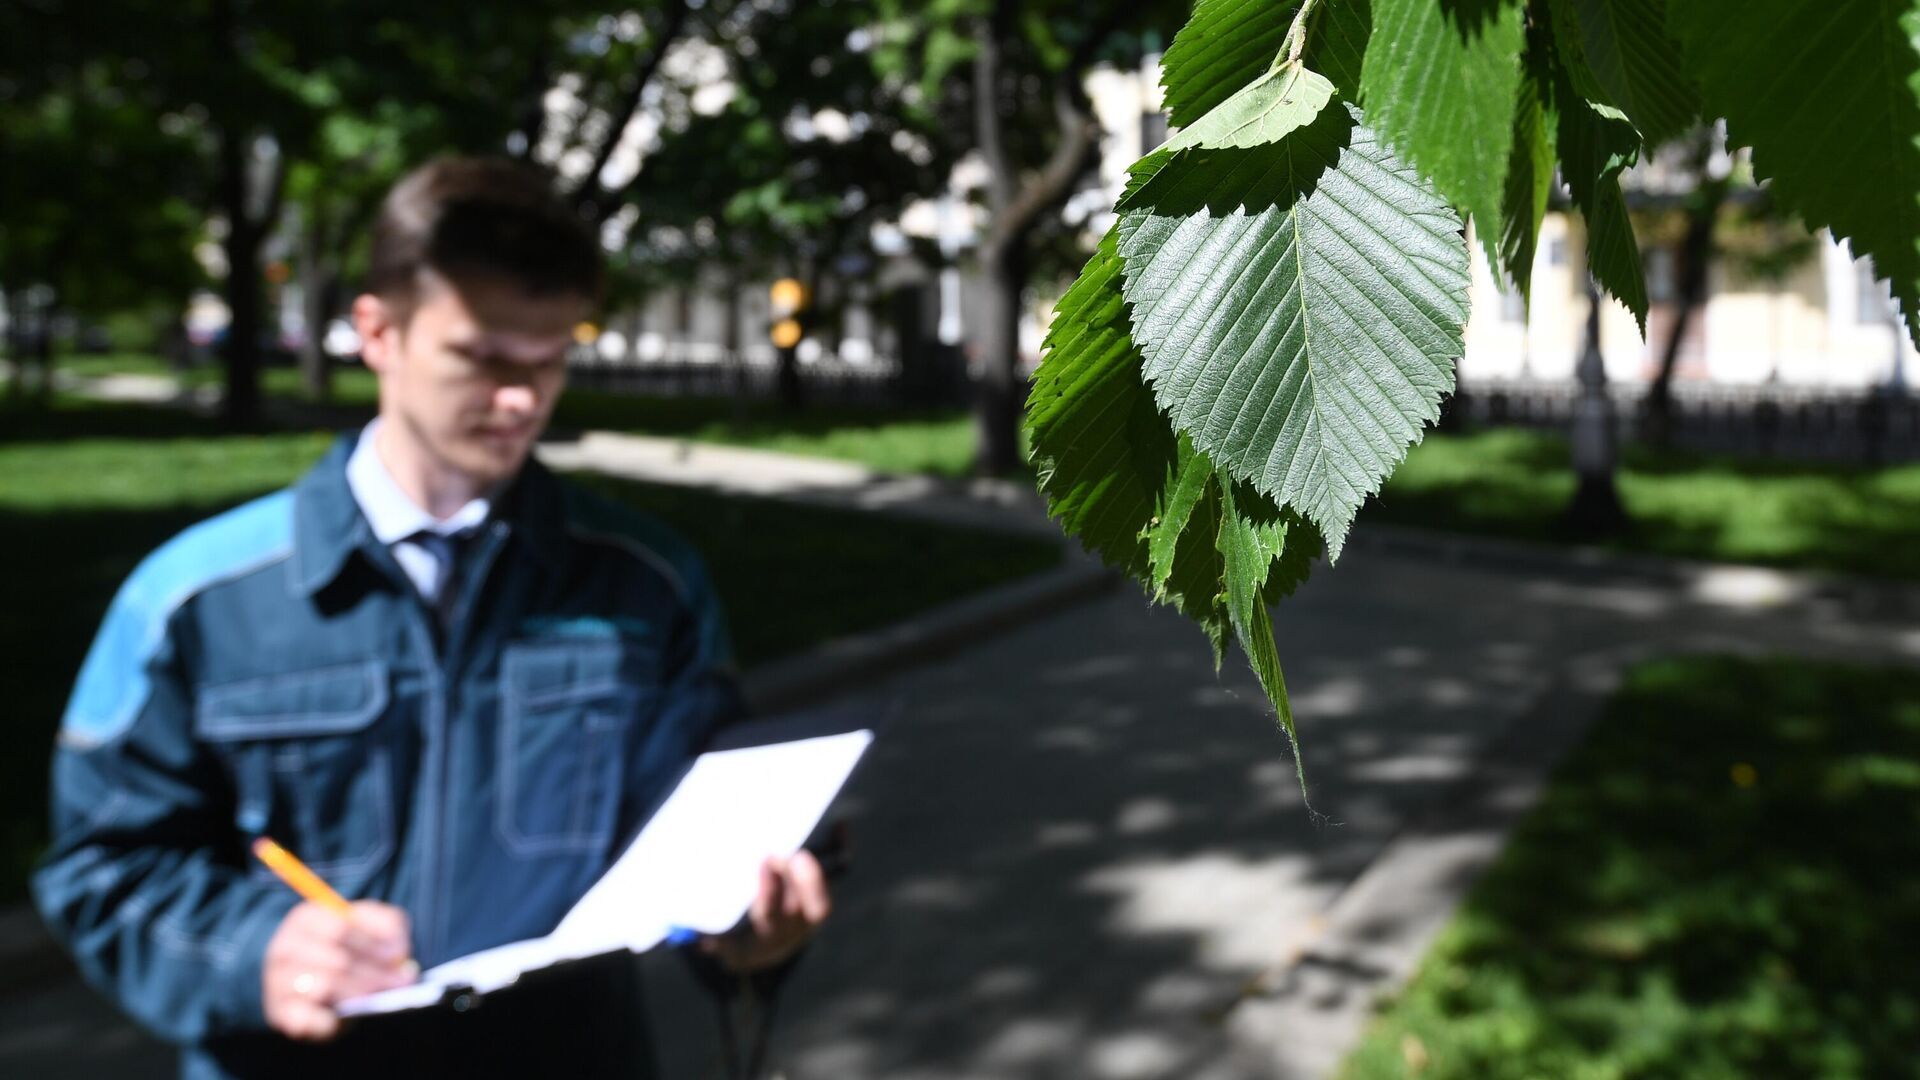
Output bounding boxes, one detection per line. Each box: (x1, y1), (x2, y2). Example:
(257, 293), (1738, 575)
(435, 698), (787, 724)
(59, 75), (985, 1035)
(769, 277), (809, 409)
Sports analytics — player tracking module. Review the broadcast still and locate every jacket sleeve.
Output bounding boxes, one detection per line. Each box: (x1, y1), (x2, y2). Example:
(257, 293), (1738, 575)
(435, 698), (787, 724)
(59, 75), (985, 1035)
(31, 582), (297, 1045)
(656, 542), (747, 744)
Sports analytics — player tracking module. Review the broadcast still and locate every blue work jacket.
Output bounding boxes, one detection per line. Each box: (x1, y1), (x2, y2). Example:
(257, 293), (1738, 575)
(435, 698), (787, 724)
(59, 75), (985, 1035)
(32, 434), (743, 1079)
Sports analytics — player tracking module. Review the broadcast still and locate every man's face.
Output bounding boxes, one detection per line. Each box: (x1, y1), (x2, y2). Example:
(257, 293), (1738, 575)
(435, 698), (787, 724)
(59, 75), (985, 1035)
(354, 273), (583, 488)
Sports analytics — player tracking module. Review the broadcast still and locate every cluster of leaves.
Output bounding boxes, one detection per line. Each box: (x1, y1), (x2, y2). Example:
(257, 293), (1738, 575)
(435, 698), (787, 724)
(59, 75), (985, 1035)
(618, 0), (946, 308)
(1027, 0), (1920, 790)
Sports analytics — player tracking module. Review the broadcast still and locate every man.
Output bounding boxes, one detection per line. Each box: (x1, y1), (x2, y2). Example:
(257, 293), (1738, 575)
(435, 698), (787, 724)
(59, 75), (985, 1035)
(33, 157), (829, 1079)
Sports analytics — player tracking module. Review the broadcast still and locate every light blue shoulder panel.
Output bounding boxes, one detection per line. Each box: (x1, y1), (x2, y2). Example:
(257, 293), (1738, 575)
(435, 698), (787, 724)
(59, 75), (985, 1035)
(60, 491), (296, 748)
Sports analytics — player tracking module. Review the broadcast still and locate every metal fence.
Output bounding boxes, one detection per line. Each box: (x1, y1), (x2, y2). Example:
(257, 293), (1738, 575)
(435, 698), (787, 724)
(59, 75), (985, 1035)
(1456, 378), (1920, 463)
(565, 343), (971, 409)
(568, 346), (1920, 464)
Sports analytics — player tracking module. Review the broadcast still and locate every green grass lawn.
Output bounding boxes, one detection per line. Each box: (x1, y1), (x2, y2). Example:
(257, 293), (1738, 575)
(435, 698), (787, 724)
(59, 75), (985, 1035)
(1339, 655), (1920, 1080)
(0, 400), (1059, 902)
(38, 355), (1920, 578)
(1370, 428), (1920, 581)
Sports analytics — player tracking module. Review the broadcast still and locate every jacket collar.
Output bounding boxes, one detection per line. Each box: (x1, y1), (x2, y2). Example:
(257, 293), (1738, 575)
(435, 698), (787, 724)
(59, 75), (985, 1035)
(289, 429), (568, 598)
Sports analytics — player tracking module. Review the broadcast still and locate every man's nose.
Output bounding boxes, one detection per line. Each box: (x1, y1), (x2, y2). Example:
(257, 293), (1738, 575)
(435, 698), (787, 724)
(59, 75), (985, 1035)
(496, 383), (538, 416)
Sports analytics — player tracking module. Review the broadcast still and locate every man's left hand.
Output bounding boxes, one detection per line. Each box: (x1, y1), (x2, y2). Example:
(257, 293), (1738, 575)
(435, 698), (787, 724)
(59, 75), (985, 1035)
(700, 851), (831, 972)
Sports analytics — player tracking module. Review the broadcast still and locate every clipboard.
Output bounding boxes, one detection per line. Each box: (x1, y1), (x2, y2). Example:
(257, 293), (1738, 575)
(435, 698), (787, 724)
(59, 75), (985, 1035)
(337, 712), (878, 1017)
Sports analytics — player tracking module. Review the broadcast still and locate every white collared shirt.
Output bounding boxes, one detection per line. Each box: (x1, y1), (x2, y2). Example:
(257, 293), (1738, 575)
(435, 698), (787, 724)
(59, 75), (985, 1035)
(344, 420), (494, 603)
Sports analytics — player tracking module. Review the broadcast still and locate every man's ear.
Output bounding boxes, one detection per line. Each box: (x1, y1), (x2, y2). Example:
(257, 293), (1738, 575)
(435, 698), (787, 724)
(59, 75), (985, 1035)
(352, 293), (401, 374)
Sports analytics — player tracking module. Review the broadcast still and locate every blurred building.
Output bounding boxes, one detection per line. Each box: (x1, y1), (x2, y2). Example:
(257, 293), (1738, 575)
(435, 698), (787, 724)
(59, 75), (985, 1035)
(1463, 217), (1916, 392)
(567, 50), (1914, 405)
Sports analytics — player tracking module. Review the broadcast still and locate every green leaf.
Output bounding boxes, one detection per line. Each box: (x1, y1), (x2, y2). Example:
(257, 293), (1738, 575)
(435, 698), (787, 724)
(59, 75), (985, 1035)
(1147, 435), (1215, 594)
(1578, 167), (1649, 335)
(1501, 55), (1554, 299)
(1027, 232), (1171, 586)
(1152, 444), (1234, 665)
(1159, 0), (1373, 131)
(1309, 0), (1374, 99)
(1026, 232), (1229, 644)
(1359, 0), (1527, 272)
(1165, 61), (1335, 153)
(1159, 0), (1298, 130)
(1552, 56), (1650, 332)
(1122, 148), (1176, 208)
(1115, 102), (1470, 560)
(1666, 0), (1920, 348)
(1217, 478), (1306, 788)
(1260, 492), (1323, 606)
(1029, 231), (1325, 698)
(1547, 0), (1701, 146)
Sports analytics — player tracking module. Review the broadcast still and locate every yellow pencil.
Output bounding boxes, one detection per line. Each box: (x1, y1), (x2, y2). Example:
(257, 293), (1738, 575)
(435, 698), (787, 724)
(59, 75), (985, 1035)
(250, 836), (420, 981)
(251, 836), (352, 916)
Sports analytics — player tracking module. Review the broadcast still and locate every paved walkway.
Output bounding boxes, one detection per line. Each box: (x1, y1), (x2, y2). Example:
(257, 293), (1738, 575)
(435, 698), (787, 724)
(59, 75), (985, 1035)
(538, 430), (1058, 539)
(678, 544), (1914, 1080)
(0, 360), (219, 408)
(5, 428), (1918, 1078)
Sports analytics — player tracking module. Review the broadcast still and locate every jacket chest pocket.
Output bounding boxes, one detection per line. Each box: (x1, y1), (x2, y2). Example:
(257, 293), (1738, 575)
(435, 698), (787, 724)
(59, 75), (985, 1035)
(195, 661), (396, 887)
(496, 641), (653, 858)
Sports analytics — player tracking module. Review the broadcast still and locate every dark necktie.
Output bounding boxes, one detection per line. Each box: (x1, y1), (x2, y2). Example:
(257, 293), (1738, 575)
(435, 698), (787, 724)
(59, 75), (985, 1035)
(411, 529), (477, 629)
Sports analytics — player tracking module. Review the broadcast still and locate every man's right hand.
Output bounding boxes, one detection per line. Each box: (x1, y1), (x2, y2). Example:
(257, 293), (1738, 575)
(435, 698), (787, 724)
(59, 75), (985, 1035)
(262, 900), (416, 1042)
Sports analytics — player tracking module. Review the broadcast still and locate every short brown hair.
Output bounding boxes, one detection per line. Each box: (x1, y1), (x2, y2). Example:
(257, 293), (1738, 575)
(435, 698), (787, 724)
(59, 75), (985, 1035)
(365, 157), (604, 314)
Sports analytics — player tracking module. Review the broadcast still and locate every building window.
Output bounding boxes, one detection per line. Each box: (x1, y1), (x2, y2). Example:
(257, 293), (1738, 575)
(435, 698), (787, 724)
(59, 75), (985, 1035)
(1546, 237), (1567, 267)
(1499, 281), (1526, 323)
(1141, 110), (1168, 153)
(1645, 246), (1677, 303)
(675, 287), (695, 338)
(1857, 258), (1893, 325)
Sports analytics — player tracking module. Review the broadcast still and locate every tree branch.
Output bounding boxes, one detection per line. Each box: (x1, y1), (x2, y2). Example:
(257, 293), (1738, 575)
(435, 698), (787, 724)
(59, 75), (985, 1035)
(973, 0), (1018, 211)
(979, 5), (1132, 256)
(509, 48), (553, 160)
(573, 0), (693, 221)
(984, 77), (1099, 255)
(253, 142), (290, 237)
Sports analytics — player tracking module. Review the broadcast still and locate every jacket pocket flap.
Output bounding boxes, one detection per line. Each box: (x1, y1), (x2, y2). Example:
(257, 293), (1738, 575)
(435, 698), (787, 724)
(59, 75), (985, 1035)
(502, 640), (652, 711)
(195, 662), (389, 741)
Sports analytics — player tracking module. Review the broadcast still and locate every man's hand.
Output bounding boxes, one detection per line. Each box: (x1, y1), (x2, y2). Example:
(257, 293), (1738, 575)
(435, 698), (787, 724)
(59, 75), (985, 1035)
(700, 852), (831, 973)
(262, 900), (415, 1042)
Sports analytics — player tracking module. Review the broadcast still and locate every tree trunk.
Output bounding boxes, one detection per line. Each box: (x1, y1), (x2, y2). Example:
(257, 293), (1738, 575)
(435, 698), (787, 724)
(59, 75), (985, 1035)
(974, 237), (1028, 476)
(297, 203), (334, 403)
(961, 0), (1119, 473)
(723, 270), (750, 425)
(3, 285), (25, 406)
(28, 301), (53, 407)
(1643, 161), (1727, 446)
(218, 126), (264, 430)
(8, 289), (54, 408)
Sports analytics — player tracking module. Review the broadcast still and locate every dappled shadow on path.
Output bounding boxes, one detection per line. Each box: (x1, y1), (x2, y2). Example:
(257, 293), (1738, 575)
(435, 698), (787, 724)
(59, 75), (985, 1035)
(640, 545), (1920, 1080)
(645, 555), (1574, 1078)
(644, 578), (1548, 1078)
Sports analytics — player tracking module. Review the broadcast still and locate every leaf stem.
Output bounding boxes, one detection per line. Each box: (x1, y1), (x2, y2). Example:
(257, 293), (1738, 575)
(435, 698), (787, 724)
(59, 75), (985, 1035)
(1276, 0), (1324, 70)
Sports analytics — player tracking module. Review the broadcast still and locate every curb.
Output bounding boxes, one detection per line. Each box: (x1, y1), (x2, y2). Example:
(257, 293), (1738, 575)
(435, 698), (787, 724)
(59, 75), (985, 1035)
(1208, 666), (1620, 1075)
(742, 557), (1117, 714)
(0, 558), (1118, 998)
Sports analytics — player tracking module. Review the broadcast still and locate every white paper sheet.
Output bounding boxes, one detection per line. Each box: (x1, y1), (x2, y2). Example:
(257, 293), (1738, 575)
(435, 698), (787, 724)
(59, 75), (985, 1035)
(338, 729), (872, 1016)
